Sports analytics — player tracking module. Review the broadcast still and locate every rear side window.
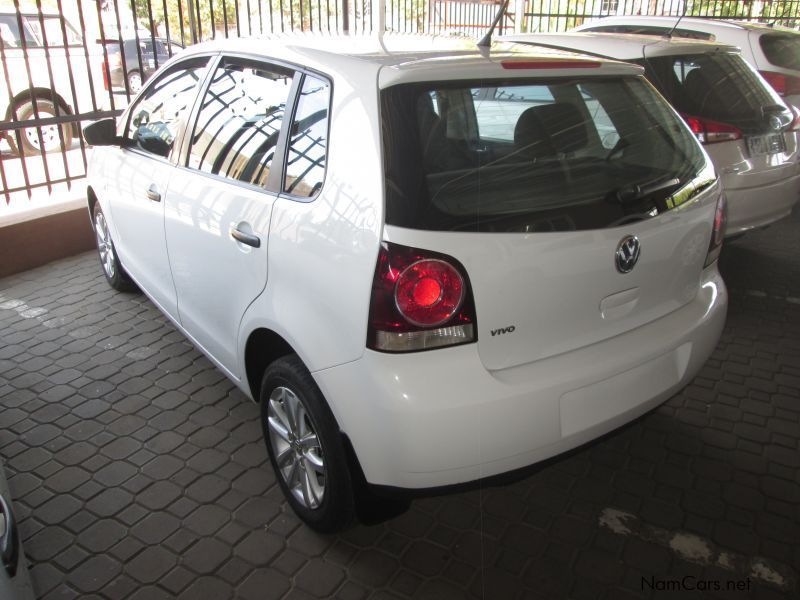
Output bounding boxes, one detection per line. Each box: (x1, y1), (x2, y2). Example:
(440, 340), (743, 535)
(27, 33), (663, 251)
(0, 14), (37, 48)
(641, 52), (788, 133)
(759, 33), (800, 70)
(382, 76), (711, 233)
(187, 58), (294, 189)
(283, 74), (330, 198)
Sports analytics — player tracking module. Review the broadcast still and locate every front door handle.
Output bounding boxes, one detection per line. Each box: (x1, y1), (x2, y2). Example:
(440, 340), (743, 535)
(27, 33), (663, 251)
(231, 227), (261, 248)
(146, 185), (161, 202)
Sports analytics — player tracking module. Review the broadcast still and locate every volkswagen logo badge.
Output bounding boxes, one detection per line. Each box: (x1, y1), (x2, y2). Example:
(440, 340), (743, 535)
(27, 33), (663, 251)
(769, 114), (783, 131)
(615, 235), (641, 274)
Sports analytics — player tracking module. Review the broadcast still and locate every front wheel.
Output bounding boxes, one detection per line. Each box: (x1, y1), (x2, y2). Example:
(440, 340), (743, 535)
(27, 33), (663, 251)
(260, 355), (355, 532)
(92, 203), (136, 292)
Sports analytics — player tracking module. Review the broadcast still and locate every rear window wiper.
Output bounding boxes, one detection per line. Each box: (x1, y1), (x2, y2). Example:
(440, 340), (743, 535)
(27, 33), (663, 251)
(610, 177), (681, 205)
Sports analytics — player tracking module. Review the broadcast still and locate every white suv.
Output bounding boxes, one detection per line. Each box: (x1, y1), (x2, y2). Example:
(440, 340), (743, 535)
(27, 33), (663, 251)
(84, 35), (728, 531)
(574, 17), (800, 108)
(506, 33), (800, 236)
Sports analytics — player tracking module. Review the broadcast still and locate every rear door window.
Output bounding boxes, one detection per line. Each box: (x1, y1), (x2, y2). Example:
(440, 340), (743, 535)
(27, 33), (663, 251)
(382, 76), (711, 233)
(283, 74), (330, 198)
(759, 33), (800, 70)
(641, 52), (788, 133)
(187, 58), (295, 189)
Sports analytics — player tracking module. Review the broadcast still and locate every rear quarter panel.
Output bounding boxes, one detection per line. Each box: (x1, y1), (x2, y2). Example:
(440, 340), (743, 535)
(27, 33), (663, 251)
(238, 62), (385, 378)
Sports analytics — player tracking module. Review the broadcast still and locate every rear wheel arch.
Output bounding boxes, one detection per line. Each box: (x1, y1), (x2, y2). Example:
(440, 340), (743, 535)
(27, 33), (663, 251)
(244, 328), (296, 401)
(87, 186), (98, 222)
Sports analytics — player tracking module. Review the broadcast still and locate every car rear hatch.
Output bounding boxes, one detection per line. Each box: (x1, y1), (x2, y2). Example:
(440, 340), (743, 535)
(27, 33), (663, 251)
(380, 59), (718, 371)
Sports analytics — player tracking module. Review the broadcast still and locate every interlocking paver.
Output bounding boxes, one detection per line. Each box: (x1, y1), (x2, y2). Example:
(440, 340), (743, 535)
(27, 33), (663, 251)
(1, 209), (799, 598)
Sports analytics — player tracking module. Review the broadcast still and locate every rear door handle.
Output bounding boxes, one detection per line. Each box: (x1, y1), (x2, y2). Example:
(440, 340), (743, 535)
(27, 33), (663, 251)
(0, 493), (19, 578)
(146, 185), (161, 202)
(231, 227), (261, 248)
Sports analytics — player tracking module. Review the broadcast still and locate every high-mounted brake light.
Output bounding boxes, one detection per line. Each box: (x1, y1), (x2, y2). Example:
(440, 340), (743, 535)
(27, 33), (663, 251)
(501, 60), (602, 70)
(705, 194), (727, 267)
(681, 114), (742, 144)
(367, 243), (477, 352)
(758, 71), (800, 97)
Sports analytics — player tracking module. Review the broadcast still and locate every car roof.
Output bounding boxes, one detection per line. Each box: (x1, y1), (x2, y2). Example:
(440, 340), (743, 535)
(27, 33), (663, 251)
(502, 32), (740, 60)
(575, 15), (800, 35)
(180, 33), (644, 87)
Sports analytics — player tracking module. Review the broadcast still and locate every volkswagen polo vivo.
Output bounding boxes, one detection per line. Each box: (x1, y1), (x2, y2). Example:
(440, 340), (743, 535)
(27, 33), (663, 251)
(83, 35), (728, 531)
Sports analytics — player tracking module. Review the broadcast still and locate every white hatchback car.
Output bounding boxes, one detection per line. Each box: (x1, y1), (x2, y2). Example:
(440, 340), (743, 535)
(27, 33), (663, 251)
(84, 35), (727, 531)
(505, 32), (800, 236)
(574, 16), (800, 107)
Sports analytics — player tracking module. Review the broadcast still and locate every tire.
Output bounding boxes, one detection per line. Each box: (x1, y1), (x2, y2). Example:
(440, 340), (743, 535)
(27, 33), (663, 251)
(92, 203), (137, 292)
(127, 70), (143, 94)
(260, 354), (355, 532)
(7, 97), (72, 156)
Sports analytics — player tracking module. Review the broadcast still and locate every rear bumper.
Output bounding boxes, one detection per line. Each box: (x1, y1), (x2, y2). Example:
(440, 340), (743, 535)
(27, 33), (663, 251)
(723, 171), (800, 235)
(314, 267), (727, 489)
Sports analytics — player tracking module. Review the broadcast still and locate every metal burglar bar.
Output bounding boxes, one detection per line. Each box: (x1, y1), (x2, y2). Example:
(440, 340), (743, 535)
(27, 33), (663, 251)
(4, 0), (800, 205)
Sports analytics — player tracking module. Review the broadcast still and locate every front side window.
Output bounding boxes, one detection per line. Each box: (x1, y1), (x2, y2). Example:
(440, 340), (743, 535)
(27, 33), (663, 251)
(382, 76), (711, 232)
(641, 52), (788, 133)
(25, 15), (82, 47)
(187, 58), (294, 188)
(126, 57), (209, 158)
(284, 74), (330, 198)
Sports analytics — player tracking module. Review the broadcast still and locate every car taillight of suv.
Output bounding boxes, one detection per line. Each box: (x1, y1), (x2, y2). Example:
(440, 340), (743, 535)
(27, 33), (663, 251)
(705, 194), (727, 267)
(758, 71), (800, 97)
(681, 114), (743, 144)
(367, 242), (476, 352)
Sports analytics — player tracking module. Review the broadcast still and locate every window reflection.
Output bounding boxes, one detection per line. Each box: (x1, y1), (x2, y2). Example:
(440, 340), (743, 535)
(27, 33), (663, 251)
(127, 57), (209, 158)
(284, 75), (330, 198)
(188, 59), (293, 188)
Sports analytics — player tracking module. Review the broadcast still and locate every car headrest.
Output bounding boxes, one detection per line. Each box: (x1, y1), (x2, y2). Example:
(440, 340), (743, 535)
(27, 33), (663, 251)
(532, 102), (589, 154)
(514, 107), (556, 159)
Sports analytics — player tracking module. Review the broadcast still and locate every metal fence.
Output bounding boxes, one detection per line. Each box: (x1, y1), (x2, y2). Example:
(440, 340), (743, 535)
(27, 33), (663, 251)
(3, 0), (800, 205)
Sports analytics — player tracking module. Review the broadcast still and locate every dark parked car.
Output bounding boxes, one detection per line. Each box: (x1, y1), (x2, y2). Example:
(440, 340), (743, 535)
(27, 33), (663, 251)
(103, 37), (182, 93)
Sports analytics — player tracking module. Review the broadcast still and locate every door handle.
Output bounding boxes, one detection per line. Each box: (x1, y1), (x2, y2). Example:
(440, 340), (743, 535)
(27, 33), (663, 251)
(146, 185), (161, 202)
(231, 227), (261, 248)
(0, 493), (19, 578)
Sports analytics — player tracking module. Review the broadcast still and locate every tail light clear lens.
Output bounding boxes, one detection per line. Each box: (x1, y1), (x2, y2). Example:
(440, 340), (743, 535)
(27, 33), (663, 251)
(368, 242), (477, 352)
(758, 70), (800, 97)
(681, 114), (742, 144)
(705, 194), (727, 267)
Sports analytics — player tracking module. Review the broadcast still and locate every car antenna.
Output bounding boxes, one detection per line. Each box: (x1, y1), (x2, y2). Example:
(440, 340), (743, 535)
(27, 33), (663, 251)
(666, 3), (689, 39)
(477, 0), (513, 48)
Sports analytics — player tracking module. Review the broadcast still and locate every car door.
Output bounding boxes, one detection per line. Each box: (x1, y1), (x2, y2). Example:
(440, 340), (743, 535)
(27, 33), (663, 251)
(104, 55), (212, 318)
(165, 56), (304, 374)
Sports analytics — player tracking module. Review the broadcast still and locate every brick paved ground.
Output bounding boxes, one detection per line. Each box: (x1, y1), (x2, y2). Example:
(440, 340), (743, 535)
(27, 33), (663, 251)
(0, 208), (798, 600)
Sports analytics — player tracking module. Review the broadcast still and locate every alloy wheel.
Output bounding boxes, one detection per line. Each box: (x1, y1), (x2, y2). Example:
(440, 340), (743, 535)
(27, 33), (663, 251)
(267, 385), (326, 509)
(94, 211), (116, 279)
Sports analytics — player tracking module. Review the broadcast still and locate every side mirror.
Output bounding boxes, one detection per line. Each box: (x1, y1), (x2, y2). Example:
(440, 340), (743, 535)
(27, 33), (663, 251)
(83, 118), (119, 146)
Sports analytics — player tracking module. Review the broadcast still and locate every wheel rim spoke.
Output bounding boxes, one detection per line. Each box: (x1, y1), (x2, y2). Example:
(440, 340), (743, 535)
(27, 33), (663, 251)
(267, 385), (326, 510)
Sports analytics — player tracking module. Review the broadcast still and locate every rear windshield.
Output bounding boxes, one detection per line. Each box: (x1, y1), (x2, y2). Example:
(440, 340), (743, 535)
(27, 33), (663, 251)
(760, 33), (800, 70)
(381, 76), (711, 233)
(640, 52), (789, 134)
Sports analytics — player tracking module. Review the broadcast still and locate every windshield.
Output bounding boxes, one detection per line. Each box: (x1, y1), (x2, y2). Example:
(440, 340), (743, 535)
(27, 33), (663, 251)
(381, 76), (711, 233)
(641, 52), (789, 134)
(760, 33), (800, 70)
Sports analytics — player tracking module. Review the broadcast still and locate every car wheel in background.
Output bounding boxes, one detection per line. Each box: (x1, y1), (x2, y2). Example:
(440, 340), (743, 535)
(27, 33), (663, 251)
(127, 70), (143, 94)
(92, 203), (137, 292)
(8, 98), (72, 156)
(260, 354), (356, 533)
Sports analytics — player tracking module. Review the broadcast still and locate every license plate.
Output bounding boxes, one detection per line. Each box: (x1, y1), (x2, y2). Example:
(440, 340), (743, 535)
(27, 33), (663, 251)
(148, 59), (155, 69)
(747, 133), (786, 156)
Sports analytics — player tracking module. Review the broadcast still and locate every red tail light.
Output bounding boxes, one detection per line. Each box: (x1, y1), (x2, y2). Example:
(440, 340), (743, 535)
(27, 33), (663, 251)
(681, 114), (742, 144)
(705, 194), (727, 267)
(367, 242), (477, 352)
(102, 59), (109, 91)
(758, 70), (800, 97)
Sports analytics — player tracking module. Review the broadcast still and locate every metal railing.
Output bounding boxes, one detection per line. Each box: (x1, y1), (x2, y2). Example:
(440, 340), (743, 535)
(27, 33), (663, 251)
(3, 0), (800, 205)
